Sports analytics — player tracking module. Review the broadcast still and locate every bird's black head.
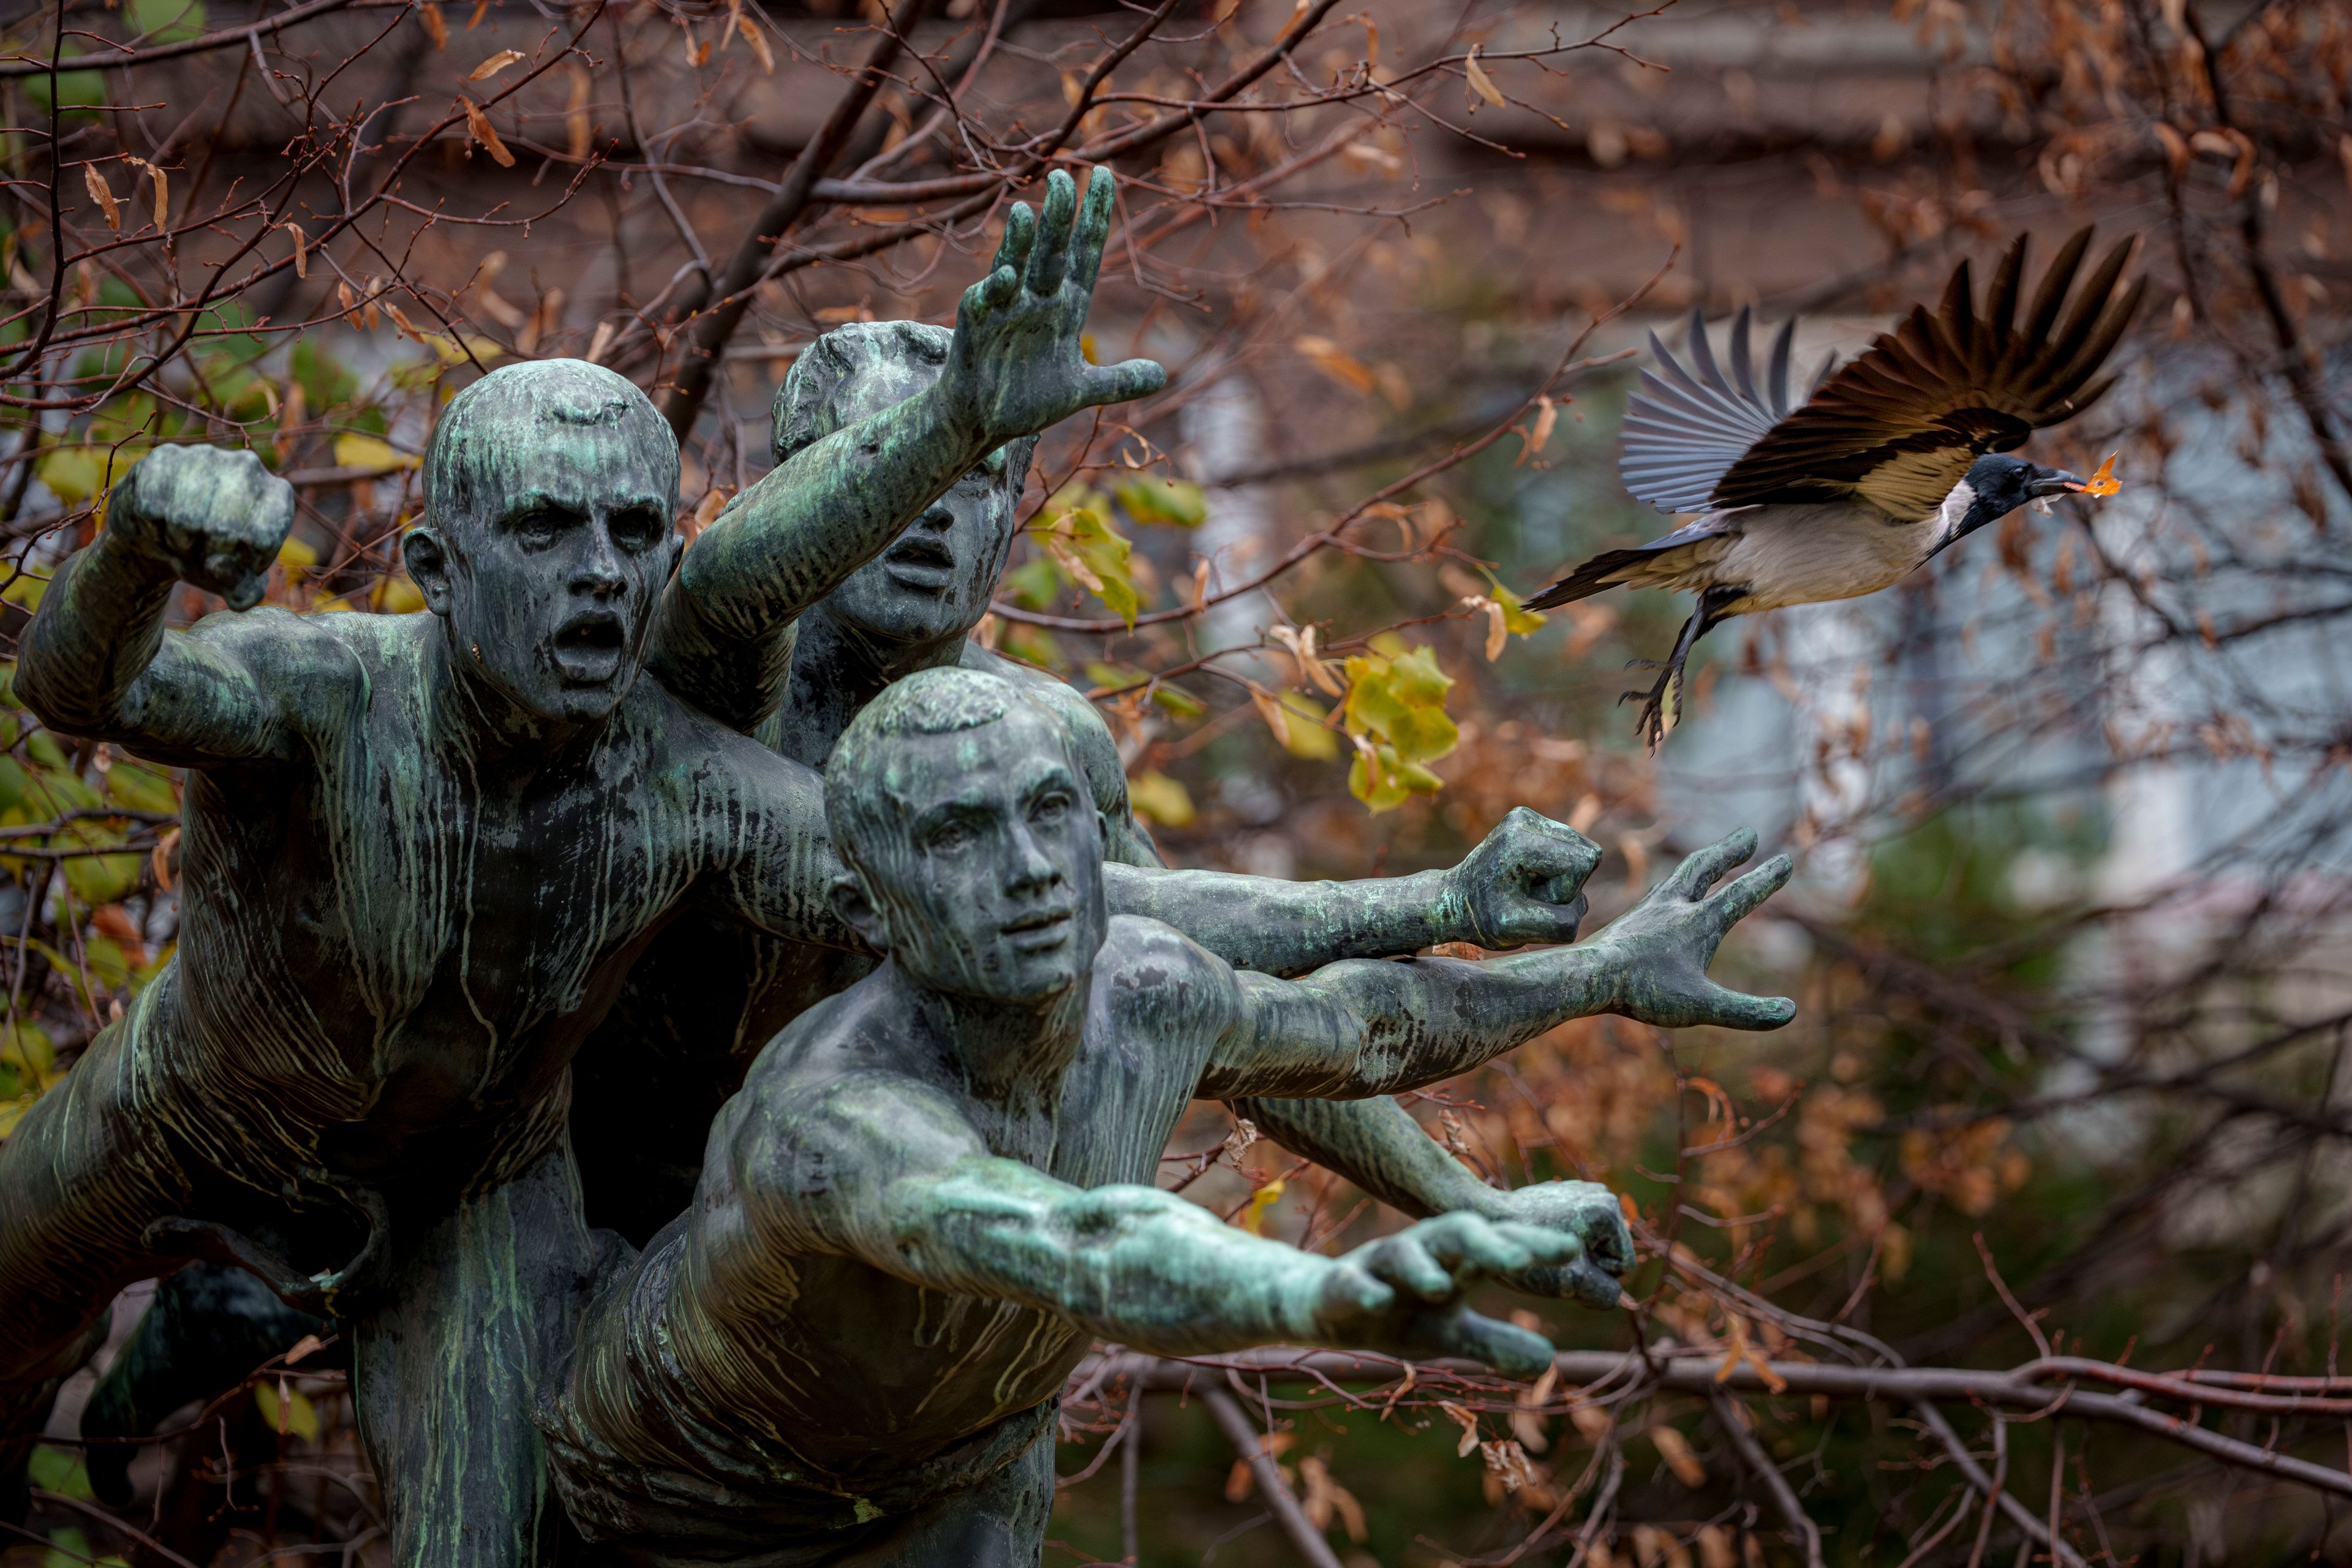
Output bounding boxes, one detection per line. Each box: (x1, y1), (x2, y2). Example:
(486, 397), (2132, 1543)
(1943, 454), (2085, 545)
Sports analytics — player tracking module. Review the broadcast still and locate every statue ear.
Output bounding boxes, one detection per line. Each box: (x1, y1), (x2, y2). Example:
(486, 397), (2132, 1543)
(402, 527), (456, 616)
(830, 872), (886, 951)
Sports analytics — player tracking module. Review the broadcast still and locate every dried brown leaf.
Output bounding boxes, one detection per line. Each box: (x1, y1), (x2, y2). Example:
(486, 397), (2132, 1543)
(83, 165), (121, 232)
(467, 48), (523, 81)
(461, 96), (516, 167)
(1464, 45), (1506, 108)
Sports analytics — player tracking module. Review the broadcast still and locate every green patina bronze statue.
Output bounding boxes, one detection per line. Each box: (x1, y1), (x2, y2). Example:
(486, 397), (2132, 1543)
(1, 170), (1170, 1564)
(3, 166), (1795, 1566)
(541, 666), (1791, 1566)
(571, 311), (1666, 1308)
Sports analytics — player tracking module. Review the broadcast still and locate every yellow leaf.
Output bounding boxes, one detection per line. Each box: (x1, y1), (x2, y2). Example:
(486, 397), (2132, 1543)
(467, 47), (522, 81)
(333, 433), (420, 471)
(83, 165), (121, 232)
(2078, 452), (2122, 497)
(461, 96), (516, 167)
(255, 1381), (321, 1442)
(374, 573), (428, 614)
(418, 331), (503, 366)
(1273, 692), (1338, 760)
(276, 535), (318, 585)
(1464, 45), (1506, 108)
(1238, 1178), (1284, 1235)
(1128, 770), (1194, 829)
(418, 0), (447, 47)
(282, 221), (307, 278)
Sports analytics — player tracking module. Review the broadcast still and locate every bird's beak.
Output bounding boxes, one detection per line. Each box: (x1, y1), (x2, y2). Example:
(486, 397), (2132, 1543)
(2029, 470), (2084, 498)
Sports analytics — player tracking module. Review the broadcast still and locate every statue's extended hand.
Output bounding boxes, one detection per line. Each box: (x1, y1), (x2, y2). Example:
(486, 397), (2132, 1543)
(108, 445), (294, 612)
(938, 167), (1166, 448)
(1588, 830), (1794, 1031)
(1306, 1213), (1571, 1379)
(1444, 806), (1602, 948)
(1472, 1180), (1634, 1310)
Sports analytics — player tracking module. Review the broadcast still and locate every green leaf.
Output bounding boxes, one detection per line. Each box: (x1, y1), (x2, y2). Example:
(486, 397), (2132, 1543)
(22, 62), (107, 116)
(292, 340), (358, 410)
(1001, 557), (1063, 612)
(1340, 641), (1458, 812)
(106, 761), (178, 815)
(35, 447), (110, 506)
(1348, 742), (1444, 814)
(28, 1444), (92, 1500)
(1052, 508), (1138, 627)
(62, 845), (142, 906)
(1112, 475), (1206, 528)
(998, 625), (1066, 672)
(127, 0), (207, 43)
(1150, 684), (1206, 722)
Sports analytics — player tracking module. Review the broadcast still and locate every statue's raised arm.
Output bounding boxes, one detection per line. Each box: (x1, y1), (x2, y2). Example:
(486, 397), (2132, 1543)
(17, 444), (318, 767)
(649, 166), (1166, 729)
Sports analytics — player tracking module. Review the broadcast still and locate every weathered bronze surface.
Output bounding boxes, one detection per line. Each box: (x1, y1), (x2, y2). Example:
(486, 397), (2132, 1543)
(1, 165), (1794, 1568)
(543, 666), (1791, 1566)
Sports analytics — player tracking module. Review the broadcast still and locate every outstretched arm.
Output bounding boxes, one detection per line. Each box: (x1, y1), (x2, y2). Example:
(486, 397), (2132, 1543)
(17, 445), (311, 767)
(1200, 832), (1795, 1101)
(647, 165), (1164, 730)
(1102, 807), (1603, 978)
(703, 1071), (1572, 1373)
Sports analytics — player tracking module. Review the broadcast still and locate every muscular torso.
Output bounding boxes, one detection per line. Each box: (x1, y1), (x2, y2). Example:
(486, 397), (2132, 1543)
(141, 612), (838, 1213)
(567, 918), (1231, 1490)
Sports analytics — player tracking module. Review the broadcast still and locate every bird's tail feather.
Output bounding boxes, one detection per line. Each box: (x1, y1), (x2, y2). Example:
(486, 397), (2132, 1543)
(1523, 546), (1666, 611)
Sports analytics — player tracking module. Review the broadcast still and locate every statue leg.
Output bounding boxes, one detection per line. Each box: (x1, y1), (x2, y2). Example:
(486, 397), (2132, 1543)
(0, 1016), (197, 1518)
(349, 1137), (603, 1568)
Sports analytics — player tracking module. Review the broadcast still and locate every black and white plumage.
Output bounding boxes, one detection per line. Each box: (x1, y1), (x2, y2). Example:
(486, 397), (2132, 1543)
(1528, 227), (2146, 746)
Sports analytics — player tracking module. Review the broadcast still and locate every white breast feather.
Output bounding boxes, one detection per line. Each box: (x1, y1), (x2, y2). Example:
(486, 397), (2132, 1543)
(1713, 501), (1945, 612)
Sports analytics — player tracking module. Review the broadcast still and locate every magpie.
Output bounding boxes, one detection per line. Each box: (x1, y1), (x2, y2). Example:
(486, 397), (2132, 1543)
(1527, 227), (2144, 747)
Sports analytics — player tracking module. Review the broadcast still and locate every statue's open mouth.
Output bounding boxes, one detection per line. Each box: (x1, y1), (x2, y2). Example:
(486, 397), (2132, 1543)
(553, 611), (627, 681)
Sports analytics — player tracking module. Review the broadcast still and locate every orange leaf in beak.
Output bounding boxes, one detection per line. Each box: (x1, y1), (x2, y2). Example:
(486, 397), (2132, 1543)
(2070, 453), (2122, 499)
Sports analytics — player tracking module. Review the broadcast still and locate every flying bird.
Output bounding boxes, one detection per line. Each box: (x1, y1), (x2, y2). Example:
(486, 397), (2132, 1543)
(1526, 227), (2145, 747)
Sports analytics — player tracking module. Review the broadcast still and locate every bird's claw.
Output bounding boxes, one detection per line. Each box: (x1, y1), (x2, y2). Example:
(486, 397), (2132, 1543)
(1619, 666), (1681, 752)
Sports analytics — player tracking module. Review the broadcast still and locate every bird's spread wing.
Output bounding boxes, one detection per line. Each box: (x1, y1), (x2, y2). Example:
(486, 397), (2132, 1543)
(1618, 309), (1830, 514)
(1711, 228), (2146, 518)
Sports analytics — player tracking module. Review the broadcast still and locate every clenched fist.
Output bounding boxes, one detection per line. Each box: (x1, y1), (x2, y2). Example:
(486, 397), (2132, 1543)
(107, 445), (295, 612)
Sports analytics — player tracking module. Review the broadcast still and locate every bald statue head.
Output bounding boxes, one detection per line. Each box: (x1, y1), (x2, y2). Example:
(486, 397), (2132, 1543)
(775, 322), (1036, 647)
(827, 666), (1106, 1005)
(404, 360), (682, 726)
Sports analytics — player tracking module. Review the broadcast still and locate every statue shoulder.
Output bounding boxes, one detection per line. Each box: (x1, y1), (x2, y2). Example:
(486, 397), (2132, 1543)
(1098, 914), (1238, 1025)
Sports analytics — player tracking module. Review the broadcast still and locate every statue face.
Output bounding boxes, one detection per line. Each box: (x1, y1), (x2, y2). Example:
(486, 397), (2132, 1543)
(439, 426), (678, 725)
(861, 706), (1106, 1003)
(823, 452), (1017, 646)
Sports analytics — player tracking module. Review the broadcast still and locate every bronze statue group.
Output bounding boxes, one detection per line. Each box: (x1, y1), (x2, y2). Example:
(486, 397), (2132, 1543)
(0, 170), (1797, 1567)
